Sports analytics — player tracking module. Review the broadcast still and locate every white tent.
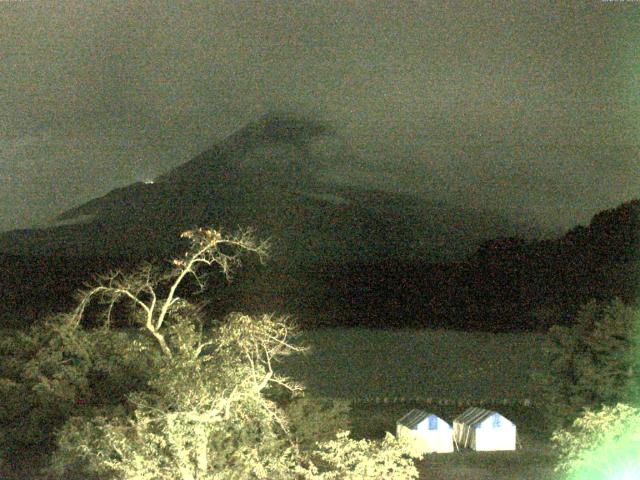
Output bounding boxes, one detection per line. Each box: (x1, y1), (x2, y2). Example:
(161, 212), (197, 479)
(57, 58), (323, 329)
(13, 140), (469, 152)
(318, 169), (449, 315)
(396, 409), (454, 456)
(453, 407), (516, 451)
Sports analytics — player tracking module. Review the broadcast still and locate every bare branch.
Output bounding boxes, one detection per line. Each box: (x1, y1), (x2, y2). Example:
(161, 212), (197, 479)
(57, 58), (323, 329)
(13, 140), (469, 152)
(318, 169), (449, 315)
(70, 227), (268, 359)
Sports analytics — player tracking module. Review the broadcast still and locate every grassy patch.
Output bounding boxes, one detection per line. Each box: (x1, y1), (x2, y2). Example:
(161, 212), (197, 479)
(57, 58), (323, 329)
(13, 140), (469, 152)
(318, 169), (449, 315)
(278, 327), (549, 403)
(416, 444), (560, 480)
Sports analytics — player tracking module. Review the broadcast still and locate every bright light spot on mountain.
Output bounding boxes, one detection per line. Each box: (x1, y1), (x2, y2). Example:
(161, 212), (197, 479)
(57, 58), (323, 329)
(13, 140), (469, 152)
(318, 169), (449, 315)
(144, 179), (154, 184)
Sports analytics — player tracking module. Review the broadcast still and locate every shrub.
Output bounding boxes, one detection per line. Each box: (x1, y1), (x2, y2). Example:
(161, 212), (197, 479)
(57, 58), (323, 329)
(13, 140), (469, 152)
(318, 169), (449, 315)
(0, 315), (161, 453)
(284, 396), (352, 450)
(552, 403), (640, 479)
(299, 430), (419, 480)
(534, 298), (640, 429)
(0, 315), (95, 450)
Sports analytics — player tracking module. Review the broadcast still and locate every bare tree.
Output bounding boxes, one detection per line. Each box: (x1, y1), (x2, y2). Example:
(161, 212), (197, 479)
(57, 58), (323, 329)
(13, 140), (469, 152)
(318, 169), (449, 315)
(216, 312), (306, 395)
(71, 227), (269, 357)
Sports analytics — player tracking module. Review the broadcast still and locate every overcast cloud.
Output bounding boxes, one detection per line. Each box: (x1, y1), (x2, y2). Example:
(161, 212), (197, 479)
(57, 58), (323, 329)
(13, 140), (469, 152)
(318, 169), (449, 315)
(1, 0), (639, 233)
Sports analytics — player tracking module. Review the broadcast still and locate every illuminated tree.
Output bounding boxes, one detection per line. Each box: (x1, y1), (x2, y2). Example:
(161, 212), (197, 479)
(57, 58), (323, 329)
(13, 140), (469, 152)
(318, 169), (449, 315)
(41, 227), (418, 479)
(552, 403), (640, 479)
(71, 227), (269, 357)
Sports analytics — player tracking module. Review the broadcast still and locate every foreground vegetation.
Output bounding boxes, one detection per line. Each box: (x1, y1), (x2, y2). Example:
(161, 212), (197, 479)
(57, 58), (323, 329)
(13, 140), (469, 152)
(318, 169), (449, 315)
(1, 225), (639, 479)
(0, 228), (418, 479)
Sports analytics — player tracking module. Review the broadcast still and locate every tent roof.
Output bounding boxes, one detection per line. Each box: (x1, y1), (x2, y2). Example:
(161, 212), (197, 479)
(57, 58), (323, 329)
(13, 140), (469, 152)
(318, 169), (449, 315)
(453, 407), (507, 426)
(397, 409), (438, 429)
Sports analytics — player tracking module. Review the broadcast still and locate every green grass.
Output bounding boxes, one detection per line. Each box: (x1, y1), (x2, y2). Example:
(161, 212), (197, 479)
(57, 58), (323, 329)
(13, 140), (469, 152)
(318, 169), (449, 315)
(278, 327), (549, 403)
(416, 444), (560, 480)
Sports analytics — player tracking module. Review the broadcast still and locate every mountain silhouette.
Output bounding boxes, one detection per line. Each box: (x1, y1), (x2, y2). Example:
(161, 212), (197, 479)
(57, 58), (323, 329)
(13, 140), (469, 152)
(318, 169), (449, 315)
(0, 112), (524, 265)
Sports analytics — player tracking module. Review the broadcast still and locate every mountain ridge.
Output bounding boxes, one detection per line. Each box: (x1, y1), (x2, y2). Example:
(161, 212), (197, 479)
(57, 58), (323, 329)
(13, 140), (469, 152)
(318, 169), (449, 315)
(0, 112), (527, 264)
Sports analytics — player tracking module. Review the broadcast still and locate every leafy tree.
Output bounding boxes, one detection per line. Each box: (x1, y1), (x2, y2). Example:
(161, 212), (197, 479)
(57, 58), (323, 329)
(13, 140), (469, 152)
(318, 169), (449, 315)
(552, 403), (640, 479)
(534, 297), (640, 429)
(299, 430), (419, 480)
(47, 312), (308, 480)
(26, 227), (419, 479)
(284, 396), (352, 450)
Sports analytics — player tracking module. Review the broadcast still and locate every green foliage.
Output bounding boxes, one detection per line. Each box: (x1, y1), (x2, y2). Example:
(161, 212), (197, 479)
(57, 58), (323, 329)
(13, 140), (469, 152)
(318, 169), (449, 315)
(552, 403), (640, 479)
(0, 315), (94, 449)
(534, 298), (640, 429)
(284, 396), (352, 450)
(0, 315), (161, 452)
(3, 228), (420, 479)
(87, 327), (164, 405)
(300, 430), (419, 480)
(46, 314), (302, 480)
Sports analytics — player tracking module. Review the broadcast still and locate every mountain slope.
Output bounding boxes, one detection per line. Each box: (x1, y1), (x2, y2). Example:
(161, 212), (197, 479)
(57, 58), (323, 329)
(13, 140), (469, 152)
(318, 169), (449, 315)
(0, 112), (523, 263)
(1, 114), (637, 331)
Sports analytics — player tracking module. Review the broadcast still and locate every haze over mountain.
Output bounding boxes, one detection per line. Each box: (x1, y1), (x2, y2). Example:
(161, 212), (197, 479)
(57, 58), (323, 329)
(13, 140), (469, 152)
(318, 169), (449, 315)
(0, 112), (532, 265)
(3, 1), (638, 237)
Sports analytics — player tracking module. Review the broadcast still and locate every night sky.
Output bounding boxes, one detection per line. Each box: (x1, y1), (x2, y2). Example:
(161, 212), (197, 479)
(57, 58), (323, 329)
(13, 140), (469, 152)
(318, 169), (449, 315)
(1, 0), (639, 234)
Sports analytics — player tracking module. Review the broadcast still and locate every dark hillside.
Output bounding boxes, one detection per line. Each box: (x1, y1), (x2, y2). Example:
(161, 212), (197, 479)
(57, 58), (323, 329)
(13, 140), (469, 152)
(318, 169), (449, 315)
(0, 114), (637, 331)
(1, 199), (638, 331)
(249, 199), (639, 331)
